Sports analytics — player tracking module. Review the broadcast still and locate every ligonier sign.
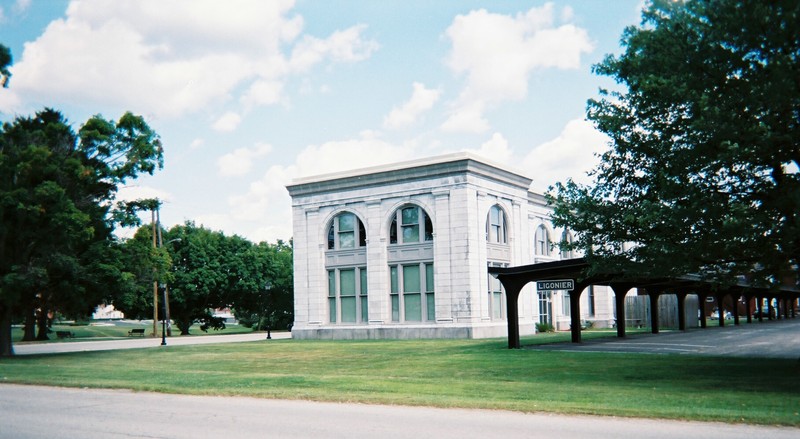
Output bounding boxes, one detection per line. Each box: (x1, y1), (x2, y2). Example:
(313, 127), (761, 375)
(536, 279), (575, 291)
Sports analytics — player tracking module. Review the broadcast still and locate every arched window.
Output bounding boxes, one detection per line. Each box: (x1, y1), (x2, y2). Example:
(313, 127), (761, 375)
(535, 224), (551, 256)
(387, 204), (435, 323)
(326, 212), (368, 324)
(389, 205), (433, 244)
(327, 212), (366, 250)
(560, 230), (574, 259)
(486, 205), (507, 244)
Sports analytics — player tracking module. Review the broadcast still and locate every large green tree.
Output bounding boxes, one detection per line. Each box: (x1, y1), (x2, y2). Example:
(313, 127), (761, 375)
(117, 222), (294, 335)
(230, 240), (294, 332)
(0, 109), (163, 356)
(548, 0), (799, 287)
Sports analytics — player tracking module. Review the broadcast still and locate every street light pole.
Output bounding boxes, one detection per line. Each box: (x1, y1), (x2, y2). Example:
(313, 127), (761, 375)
(265, 282), (272, 340)
(152, 209), (158, 338)
(161, 284), (167, 346)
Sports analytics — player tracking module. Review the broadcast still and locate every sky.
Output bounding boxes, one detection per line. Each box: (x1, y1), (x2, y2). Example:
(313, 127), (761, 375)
(0, 0), (645, 243)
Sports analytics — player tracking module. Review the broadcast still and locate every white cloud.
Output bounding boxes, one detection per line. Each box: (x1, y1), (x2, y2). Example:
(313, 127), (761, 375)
(442, 3), (593, 133)
(522, 118), (609, 191)
(217, 143), (273, 177)
(289, 24), (379, 72)
(212, 111), (242, 132)
(294, 133), (415, 178)
(5, 0), (377, 119)
(189, 138), (204, 149)
(440, 100), (489, 133)
(383, 82), (441, 129)
(116, 184), (173, 204)
(223, 133), (416, 243)
(240, 79), (284, 108)
(465, 132), (513, 164)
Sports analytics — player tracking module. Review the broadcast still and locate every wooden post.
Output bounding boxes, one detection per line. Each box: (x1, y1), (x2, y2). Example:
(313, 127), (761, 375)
(609, 283), (633, 338)
(676, 292), (687, 331)
(499, 277), (524, 349)
(697, 292), (707, 328)
(569, 283), (586, 343)
(648, 290), (660, 334)
(745, 295), (752, 324)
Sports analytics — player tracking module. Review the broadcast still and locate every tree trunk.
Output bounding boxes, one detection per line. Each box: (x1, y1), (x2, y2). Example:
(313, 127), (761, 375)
(22, 309), (35, 341)
(35, 308), (50, 341)
(0, 304), (14, 357)
(177, 318), (191, 335)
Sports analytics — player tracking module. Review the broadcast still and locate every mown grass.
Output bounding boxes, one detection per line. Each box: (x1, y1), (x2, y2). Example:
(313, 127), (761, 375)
(1, 332), (798, 426)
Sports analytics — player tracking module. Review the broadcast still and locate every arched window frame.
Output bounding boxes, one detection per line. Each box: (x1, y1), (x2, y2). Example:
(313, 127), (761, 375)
(486, 204), (508, 244)
(389, 204), (434, 245)
(325, 211), (368, 325)
(535, 224), (551, 256)
(560, 229), (574, 259)
(327, 211), (367, 250)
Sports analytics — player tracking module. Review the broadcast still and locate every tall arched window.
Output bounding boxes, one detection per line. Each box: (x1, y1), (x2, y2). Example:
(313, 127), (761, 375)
(486, 205), (507, 244)
(328, 212), (366, 250)
(388, 204), (435, 323)
(326, 212), (368, 324)
(535, 224), (551, 256)
(389, 205), (433, 244)
(560, 229), (574, 259)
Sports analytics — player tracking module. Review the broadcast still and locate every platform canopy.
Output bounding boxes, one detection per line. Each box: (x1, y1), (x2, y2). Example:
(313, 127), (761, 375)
(489, 258), (799, 349)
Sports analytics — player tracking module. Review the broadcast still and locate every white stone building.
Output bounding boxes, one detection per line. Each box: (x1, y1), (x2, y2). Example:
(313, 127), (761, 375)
(286, 153), (615, 340)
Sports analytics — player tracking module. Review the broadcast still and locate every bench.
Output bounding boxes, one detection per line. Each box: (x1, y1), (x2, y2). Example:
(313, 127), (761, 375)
(56, 331), (75, 339)
(128, 328), (146, 336)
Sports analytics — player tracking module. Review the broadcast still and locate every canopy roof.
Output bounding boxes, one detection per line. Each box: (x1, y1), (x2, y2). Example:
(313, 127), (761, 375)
(489, 258), (799, 348)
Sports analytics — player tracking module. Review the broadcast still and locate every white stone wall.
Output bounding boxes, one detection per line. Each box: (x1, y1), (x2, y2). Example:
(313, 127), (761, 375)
(287, 153), (615, 340)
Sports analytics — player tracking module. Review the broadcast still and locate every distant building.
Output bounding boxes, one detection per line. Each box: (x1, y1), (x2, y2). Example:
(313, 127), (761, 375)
(92, 304), (124, 320)
(286, 153), (616, 339)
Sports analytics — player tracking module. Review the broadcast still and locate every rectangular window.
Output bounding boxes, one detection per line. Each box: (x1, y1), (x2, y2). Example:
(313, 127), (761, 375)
(425, 263), (435, 321)
(403, 265), (421, 321)
(328, 270), (336, 323)
(340, 269), (356, 323)
(490, 210), (498, 241)
(390, 266), (399, 322)
(401, 207), (420, 242)
(338, 214), (355, 249)
(360, 268), (368, 322)
(489, 275), (503, 320)
(562, 292), (571, 316)
(404, 293), (421, 321)
(539, 291), (551, 325)
(403, 265), (420, 293)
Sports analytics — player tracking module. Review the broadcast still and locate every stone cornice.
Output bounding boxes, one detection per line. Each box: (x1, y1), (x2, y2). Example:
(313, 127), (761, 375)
(286, 152), (533, 197)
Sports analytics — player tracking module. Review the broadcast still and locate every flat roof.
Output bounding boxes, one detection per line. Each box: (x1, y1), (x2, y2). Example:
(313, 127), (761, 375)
(286, 152), (534, 197)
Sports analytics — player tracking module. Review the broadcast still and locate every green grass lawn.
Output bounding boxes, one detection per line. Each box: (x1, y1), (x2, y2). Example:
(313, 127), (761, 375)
(1, 331), (798, 426)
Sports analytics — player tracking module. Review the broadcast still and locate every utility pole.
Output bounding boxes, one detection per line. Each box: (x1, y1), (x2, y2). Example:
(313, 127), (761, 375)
(152, 208), (158, 338)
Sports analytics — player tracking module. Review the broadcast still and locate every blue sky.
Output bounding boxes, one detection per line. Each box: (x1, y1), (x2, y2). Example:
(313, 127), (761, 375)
(0, 0), (643, 243)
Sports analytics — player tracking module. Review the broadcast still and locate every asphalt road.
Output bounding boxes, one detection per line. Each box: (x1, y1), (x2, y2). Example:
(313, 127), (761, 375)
(1, 384), (797, 439)
(532, 318), (800, 359)
(13, 331), (290, 356)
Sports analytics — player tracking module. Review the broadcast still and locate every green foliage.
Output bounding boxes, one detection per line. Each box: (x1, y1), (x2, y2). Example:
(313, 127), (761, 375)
(0, 108), (163, 356)
(0, 43), (10, 87)
(115, 222), (293, 335)
(535, 322), (555, 333)
(548, 0), (800, 287)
